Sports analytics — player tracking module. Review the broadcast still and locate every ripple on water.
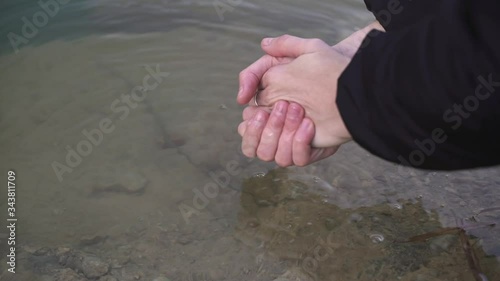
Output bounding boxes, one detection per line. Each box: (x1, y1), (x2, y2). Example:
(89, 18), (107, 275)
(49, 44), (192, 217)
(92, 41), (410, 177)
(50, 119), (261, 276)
(369, 233), (385, 244)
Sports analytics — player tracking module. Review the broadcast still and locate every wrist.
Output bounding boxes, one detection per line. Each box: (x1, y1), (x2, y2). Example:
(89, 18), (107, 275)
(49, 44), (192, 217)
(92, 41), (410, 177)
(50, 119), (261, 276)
(332, 21), (385, 59)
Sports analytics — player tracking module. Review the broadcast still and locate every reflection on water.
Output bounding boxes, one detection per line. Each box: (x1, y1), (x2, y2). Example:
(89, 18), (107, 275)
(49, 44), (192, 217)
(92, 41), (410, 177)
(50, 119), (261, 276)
(0, 0), (499, 280)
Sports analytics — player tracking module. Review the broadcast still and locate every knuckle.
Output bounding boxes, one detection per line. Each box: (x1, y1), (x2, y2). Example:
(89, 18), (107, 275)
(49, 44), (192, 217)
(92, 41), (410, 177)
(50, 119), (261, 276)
(262, 67), (277, 84)
(309, 38), (326, 49)
(249, 116), (266, 130)
(286, 112), (300, 122)
(240, 70), (258, 85)
(286, 114), (301, 125)
(280, 34), (292, 42)
(310, 38), (322, 44)
(294, 133), (308, 144)
(270, 114), (285, 129)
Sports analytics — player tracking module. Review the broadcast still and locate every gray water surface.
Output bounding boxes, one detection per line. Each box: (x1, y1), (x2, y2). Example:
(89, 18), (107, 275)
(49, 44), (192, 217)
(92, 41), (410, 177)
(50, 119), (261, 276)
(0, 1), (499, 280)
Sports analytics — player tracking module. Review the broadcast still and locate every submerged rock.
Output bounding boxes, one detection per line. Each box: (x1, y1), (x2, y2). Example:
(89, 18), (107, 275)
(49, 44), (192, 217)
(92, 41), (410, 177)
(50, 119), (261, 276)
(91, 170), (148, 196)
(234, 169), (500, 281)
(58, 250), (110, 279)
(273, 268), (313, 281)
(54, 268), (88, 281)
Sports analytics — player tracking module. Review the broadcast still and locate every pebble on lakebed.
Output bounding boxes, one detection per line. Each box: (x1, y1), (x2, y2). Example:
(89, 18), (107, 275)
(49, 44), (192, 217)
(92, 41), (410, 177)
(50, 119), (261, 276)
(90, 170), (149, 196)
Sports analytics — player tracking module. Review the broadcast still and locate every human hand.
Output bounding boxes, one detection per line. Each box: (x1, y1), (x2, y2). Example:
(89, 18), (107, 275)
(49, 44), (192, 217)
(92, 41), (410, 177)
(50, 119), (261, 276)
(238, 100), (338, 167)
(236, 23), (385, 166)
(236, 22), (385, 109)
(238, 35), (352, 148)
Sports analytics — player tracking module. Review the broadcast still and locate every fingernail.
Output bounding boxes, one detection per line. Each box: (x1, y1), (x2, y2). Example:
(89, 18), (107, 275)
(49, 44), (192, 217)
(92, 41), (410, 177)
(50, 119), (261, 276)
(275, 101), (286, 114)
(262, 38), (273, 46)
(238, 86), (244, 97)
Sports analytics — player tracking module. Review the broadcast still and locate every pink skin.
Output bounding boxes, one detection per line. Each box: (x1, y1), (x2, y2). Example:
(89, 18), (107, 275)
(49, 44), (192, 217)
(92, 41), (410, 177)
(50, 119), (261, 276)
(238, 101), (337, 167)
(237, 23), (385, 167)
(237, 36), (344, 166)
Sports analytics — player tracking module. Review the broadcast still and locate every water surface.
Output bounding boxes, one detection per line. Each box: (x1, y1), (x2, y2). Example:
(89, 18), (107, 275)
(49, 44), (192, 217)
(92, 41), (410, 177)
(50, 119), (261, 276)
(0, 1), (499, 280)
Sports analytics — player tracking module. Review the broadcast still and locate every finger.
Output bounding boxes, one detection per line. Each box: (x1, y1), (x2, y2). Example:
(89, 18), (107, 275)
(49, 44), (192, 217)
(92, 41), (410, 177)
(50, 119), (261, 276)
(309, 146), (338, 163)
(237, 55), (292, 105)
(238, 121), (247, 136)
(256, 101), (288, 162)
(292, 118), (315, 166)
(242, 105), (271, 121)
(242, 111), (269, 158)
(261, 35), (330, 58)
(275, 103), (304, 167)
(240, 107), (273, 136)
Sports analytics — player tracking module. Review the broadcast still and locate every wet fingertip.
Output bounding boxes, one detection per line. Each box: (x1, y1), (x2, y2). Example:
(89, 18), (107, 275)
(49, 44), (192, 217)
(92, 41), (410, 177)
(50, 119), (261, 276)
(242, 149), (255, 158)
(241, 143), (255, 158)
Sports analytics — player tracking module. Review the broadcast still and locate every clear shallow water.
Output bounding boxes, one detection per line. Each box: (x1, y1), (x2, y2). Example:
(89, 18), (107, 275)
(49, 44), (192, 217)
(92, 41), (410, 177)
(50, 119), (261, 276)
(0, 1), (499, 280)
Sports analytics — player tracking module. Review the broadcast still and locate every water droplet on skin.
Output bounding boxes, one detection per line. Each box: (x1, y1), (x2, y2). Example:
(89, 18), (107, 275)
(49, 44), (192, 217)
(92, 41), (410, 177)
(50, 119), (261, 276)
(370, 234), (385, 244)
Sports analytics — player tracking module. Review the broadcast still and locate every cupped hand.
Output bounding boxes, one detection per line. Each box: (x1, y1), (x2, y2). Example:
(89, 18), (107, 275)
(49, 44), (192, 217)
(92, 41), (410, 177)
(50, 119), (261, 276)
(237, 21), (384, 107)
(238, 101), (338, 167)
(236, 23), (385, 166)
(239, 35), (352, 148)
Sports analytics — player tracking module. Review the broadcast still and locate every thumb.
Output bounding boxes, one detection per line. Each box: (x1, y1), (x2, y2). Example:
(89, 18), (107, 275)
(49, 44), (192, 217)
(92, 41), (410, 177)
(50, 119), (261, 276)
(261, 35), (330, 58)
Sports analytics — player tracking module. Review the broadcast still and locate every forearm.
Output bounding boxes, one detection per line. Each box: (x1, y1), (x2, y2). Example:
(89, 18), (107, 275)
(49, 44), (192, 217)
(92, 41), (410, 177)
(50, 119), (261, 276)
(364, 0), (440, 31)
(335, 0), (441, 57)
(336, 1), (500, 170)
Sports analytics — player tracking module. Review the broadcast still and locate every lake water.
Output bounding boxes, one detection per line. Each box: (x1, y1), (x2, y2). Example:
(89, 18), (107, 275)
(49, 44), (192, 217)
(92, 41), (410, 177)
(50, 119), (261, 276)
(0, 1), (499, 280)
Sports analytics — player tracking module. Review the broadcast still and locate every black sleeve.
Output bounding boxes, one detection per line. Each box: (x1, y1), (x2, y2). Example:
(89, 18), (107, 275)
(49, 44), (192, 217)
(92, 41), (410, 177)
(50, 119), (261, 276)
(364, 0), (441, 31)
(337, 1), (500, 170)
